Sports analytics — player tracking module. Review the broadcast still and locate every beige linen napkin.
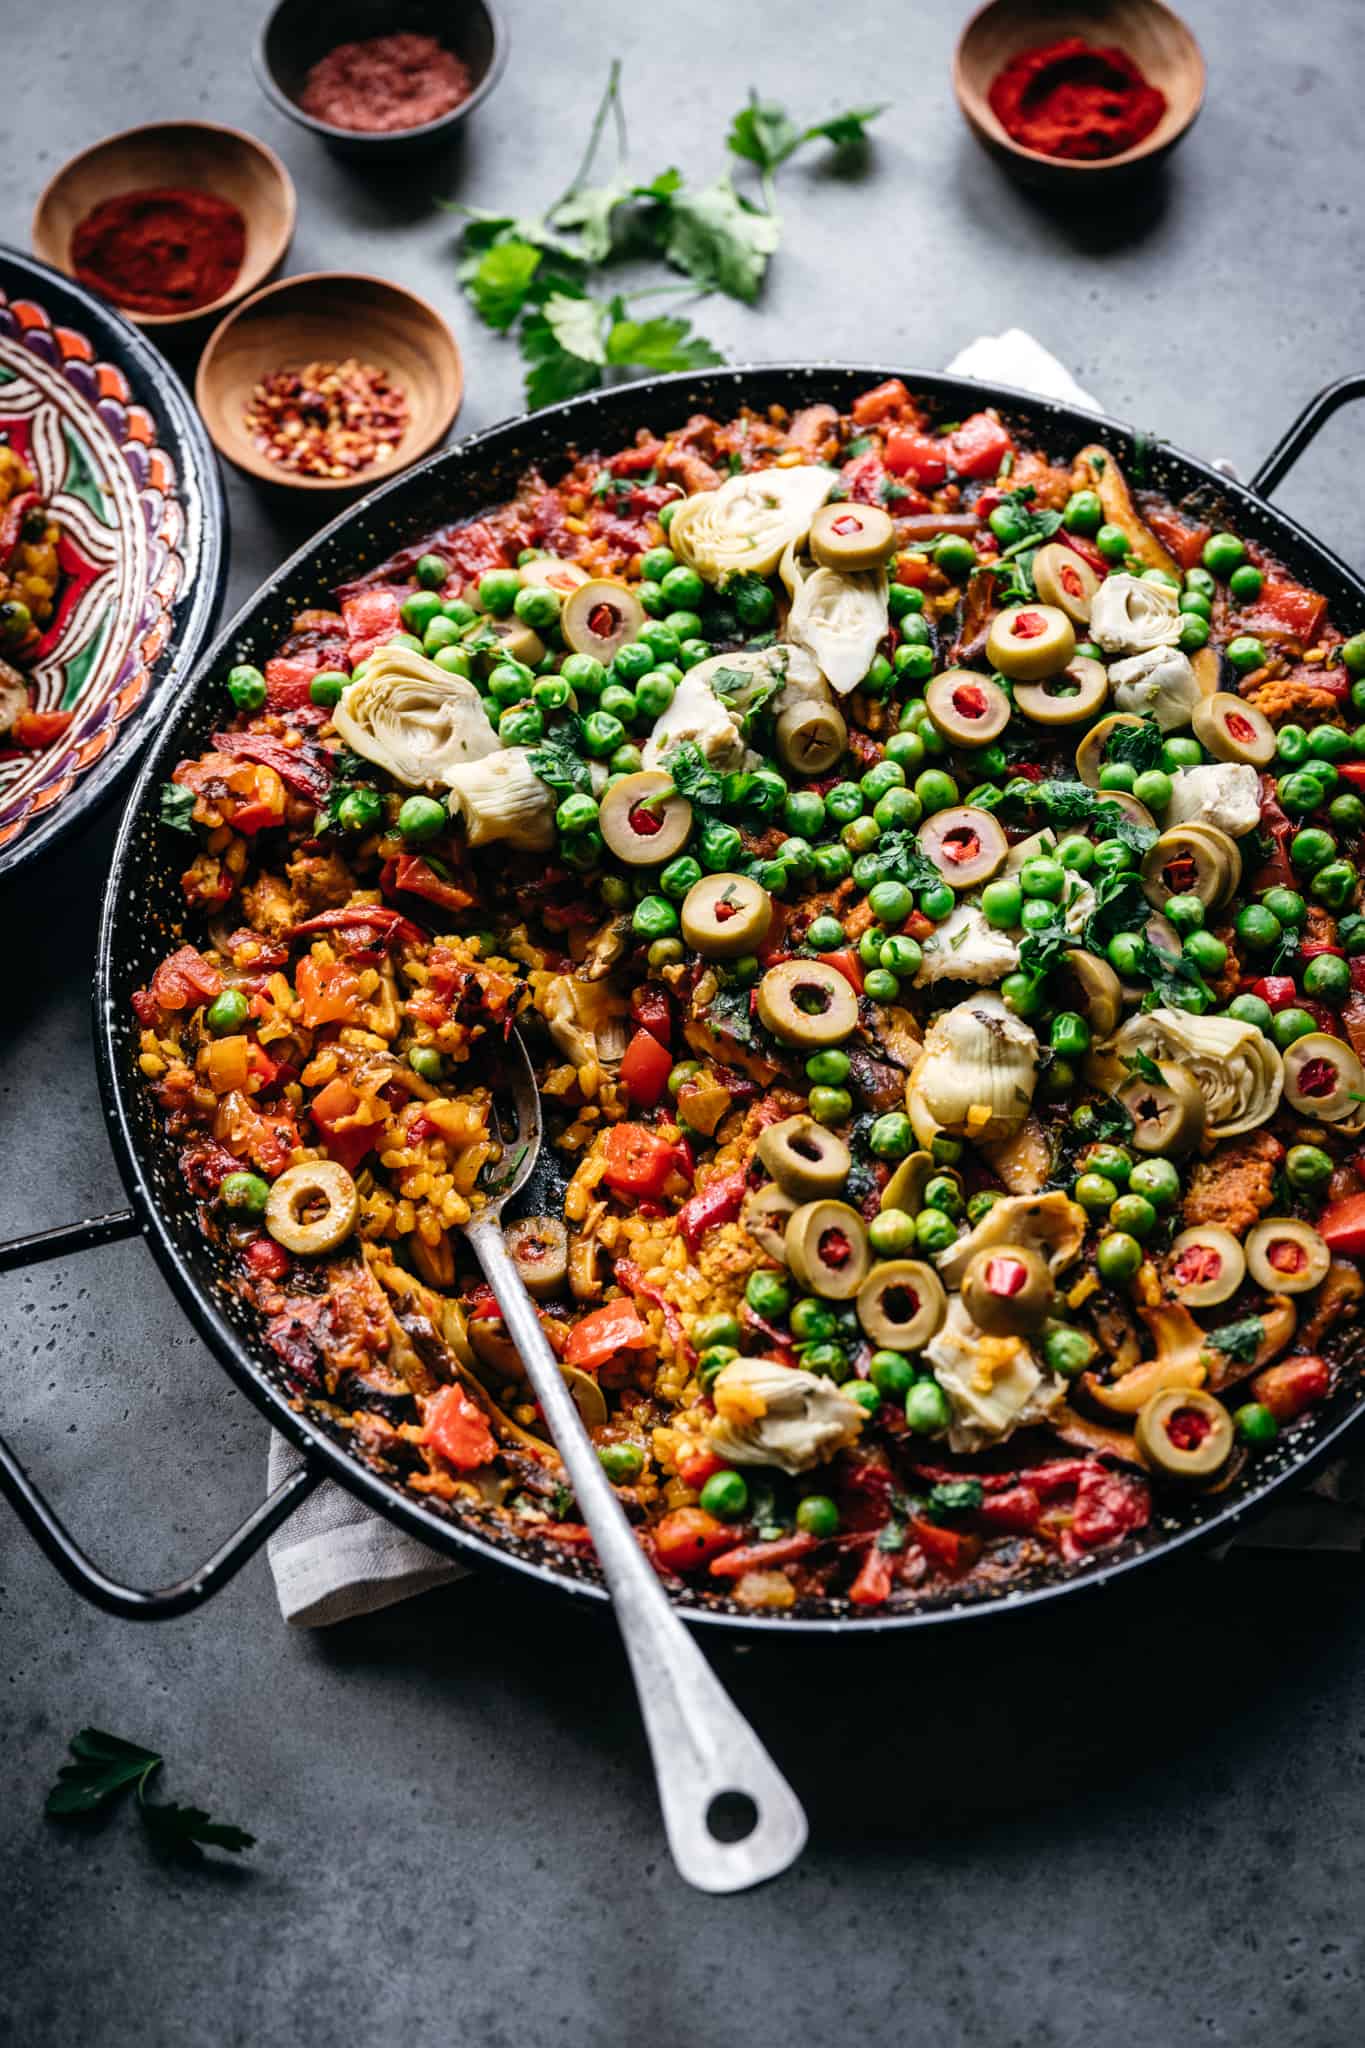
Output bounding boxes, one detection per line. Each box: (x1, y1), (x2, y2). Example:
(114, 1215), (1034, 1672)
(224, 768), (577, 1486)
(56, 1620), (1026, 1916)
(266, 330), (1363, 1625)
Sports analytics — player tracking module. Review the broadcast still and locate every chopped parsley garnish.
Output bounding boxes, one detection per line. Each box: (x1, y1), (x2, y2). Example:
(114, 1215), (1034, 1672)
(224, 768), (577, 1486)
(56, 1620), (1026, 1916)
(157, 781), (197, 834)
(1204, 1316), (1264, 1365)
(528, 730), (592, 792)
(926, 1479), (985, 1519)
(707, 986), (754, 1045)
(662, 740), (727, 813)
(1103, 717), (1166, 775)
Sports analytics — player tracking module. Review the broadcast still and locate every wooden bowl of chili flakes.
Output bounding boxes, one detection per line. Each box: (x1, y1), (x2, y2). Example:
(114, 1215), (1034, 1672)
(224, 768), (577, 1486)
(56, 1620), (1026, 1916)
(195, 271), (463, 494)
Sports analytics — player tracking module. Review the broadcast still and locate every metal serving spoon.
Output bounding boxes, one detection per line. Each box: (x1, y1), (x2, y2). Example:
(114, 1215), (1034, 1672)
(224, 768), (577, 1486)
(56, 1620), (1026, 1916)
(459, 1031), (807, 1894)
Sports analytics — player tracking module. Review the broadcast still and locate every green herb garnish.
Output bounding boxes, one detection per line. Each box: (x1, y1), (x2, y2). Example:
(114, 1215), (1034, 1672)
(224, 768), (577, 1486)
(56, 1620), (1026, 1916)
(157, 782), (197, 834)
(46, 1729), (254, 1865)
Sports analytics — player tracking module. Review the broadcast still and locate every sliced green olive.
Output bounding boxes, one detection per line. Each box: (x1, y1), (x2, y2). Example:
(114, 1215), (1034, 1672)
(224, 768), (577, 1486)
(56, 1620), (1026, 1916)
(469, 1316), (524, 1379)
(742, 1182), (798, 1258)
(561, 1364), (609, 1429)
(1116, 1062), (1207, 1156)
(757, 959), (859, 1047)
(484, 617), (546, 667)
(1054, 949), (1122, 1038)
(1282, 1032), (1365, 1121)
(775, 698), (847, 777)
(880, 1149), (934, 1215)
(506, 1215), (569, 1299)
(756, 1114), (852, 1199)
(681, 872), (773, 958)
(1245, 1218), (1331, 1294)
(599, 771), (694, 866)
(785, 1199), (871, 1300)
(265, 1160), (358, 1255)
(1032, 542), (1100, 624)
(1076, 712), (1146, 789)
(1014, 654), (1109, 727)
(986, 603), (1076, 681)
(855, 1259), (946, 1350)
(808, 500), (896, 571)
(561, 578), (645, 663)
(1190, 645), (1221, 699)
(1135, 1387), (1235, 1480)
(961, 1243), (1054, 1337)
(924, 669), (1011, 746)
(918, 804), (1008, 890)
(1167, 1226), (1246, 1308)
(1141, 824), (1241, 913)
(1192, 692), (1276, 768)
(519, 555), (590, 596)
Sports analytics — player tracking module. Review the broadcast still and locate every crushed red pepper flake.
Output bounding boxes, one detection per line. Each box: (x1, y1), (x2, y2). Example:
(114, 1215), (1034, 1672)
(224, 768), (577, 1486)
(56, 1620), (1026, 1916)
(243, 358), (410, 480)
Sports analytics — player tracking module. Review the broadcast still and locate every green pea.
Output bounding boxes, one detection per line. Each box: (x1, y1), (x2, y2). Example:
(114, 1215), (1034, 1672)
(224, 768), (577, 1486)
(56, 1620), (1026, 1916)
(880, 934), (923, 977)
(1341, 633), (1365, 678)
(915, 769), (959, 815)
(1291, 827), (1336, 875)
(1227, 563), (1264, 604)
(1095, 523), (1130, 564)
(226, 662), (267, 712)
(1225, 993), (1273, 1032)
(824, 781), (865, 825)
(745, 768), (788, 817)
(1183, 930), (1227, 973)
(400, 589), (444, 636)
(795, 1494), (840, 1538)
(731, 575), (776, 628)
(904, 1380), (953, 1434)
(1183, 566), (1217, 600)
(700, 1470), (749, 1520)
(806, 914), (847, 952)
(1020, 898), (1058, 934)
(1202, 531), (1246, 579)
(1096, 1231), (1143, 1282)
(1282, 1143), (1333, 1195)
(869, 1208), (917, 1256)
(512, 584), (559, 632)
(867, 1111), (914, 1161)
(660, 855), (703, 902)
(809, 1084), (854, 1124)
(488, 660), (533, 705)
(1278, 770), (1326, 817)
(1129, 1156), (1180, 1207)
(408, 1045), (444, 1084)
(206, 988), (249, 1036)
(337, 787), (383, 835)
(1086, 1144), (1132, 1186)
(1133, 768), (1174, 811)
(1329, 792), (1365, 833)
(933, 534), (977, 577)
(699, 820), (743, 871)
(746, 1269), (790, 1318)
(610, 744), (645, 776)
(914, 1209), (958, 1254)
(867, 879), (913, 926)
(1178, 590), (1213, 621)
(843, 815), (881, 855)
(582, 710), (625, 757)
(1234, 1402), (1279, 1448)
(1000, 970), (1045, 1018)
(636, 579), (666, 619)
(632, 895), (680, 942)
(432, 646), (473, 678)
(981, 877), (1022, 929)
(599, 683), (638, 724)
(888, 581), (925, 620)
(667, 1060), (703, 1099)
(918, 880), (956, 922)
(1312, 859), (1357, 909)
(790, 1298), (838, 1343)
(812, 843), (852, 884)
(1106, 931), (1144, 976)
(637, 619), (681, 663)
(1342, 913), (1365, 956)
(858, 926), (889, 967)
(658, 563), (703, 610)
(779, 836), (815, 880)
(1303, 953), (1350, 1002)
(596, 1441), (645, 1484)
(1271, 1006), (1317, 1049)
(1110, 1193), (1157, 1241)
(1162, 736), (1203, 772)
(1020, 856), (1065, 901)
(1049, 1011), (1091, 1058)
(1162, 893), (1204, 936)
(862, 968), (900, 1004)
(564, 828), (606, 873)
(1074, 1172), (1119, 1214)
(1099, 762), (1138, 793)
(1063, 489), (1104, 536)
(894, 643), (935, 682)
(1231, 905), (1279, 965)
(1226, 634), (1267, 675)
(869, 1349), (915, 1399)
(1052, 834), (1093, 874)
(1309, 724), (1353, 762)
(397, 794), (447, 844)
(1042, 1325), (1093, 1378)
(220, 1170), (270, 1215)
(498, 707), (544, 747)
(412, 552), (448, 591)
(610, 643), (652, 686)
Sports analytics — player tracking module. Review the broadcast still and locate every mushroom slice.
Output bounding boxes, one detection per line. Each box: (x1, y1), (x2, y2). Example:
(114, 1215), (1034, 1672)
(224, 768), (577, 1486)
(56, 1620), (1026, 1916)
(925, 669), (1011, 747)
(1245, 1219), (1331, 1295)
(561, 578), (645, 663)
(961, 1244), (1054, 1337)
(1192, 693), (1277, 768)
(1115, 1062), (1207, 1156)
(775, 697), (846, 776)
(506, 1216), (569, 1300)
(1014, 655), (1109, 726)
(1075, 712), (1147, 788)
(756, 959), (859, 1047)
(741, 1183), (798, 1259)
(1083, 1302), (1208, 1415)
(1032, 542), (1100, 623)
(986, 603), (1076, 681)
(1282, 1033), (1365, 1122)
(1134, 1387), (1235, 1481)
(1141, 824), (1241, 912)
(936, 1190), (1086, 1291)
(334, 645), (501, 788)
(1073, 447), (1181, 576)
(1167, 1227), (1246, 1308)
(520, 555), (590, 596)
(682, 873), (773, 959)
(784, 1200), (871, 1299)
(599, 771), (693, 866)
(265, 1160), (358, 1256)
(755, 1115), (851, 1199)
(918, 805), (1008, 890)
(808, 500), (896, 572)
(879, 1149), (935, 1215)
(855, 1259), (946, 1351)
(1089, 572), (1181, 655)
(561, 1365), (609, 1430)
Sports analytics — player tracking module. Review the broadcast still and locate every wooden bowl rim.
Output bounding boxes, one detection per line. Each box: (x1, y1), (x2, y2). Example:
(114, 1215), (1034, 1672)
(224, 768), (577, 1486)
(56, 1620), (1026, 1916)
(253, 0), (508, 146)
(194, 268), (465, 493)
(30, 117), (297, 329)
(952, 0), (1206, 173)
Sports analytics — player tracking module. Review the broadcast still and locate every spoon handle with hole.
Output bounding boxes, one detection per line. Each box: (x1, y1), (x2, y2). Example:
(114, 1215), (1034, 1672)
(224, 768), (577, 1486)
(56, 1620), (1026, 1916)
(464, 1215), (808, 1893)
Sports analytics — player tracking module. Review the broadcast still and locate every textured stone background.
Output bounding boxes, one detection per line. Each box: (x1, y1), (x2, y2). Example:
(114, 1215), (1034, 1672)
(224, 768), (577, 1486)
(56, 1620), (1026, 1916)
(1, 3), (1362, 2042)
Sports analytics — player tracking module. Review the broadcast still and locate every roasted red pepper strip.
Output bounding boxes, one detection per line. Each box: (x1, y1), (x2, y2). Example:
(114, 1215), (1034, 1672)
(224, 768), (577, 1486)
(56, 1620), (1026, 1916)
(389, 853), (474, 914)
(614, 1258), (696, 1364)
(848, 1546), (896, 1606)
(708, 1532), (819, 1579)
(1251, 1354), (1331, 1422)
(677, 1169), (747, 1253)
(909, 1516), (982, 1575)
(1318, 1193), (1365, 1259)
(287, 904), (425, 947)
(212, 731), (334, 802)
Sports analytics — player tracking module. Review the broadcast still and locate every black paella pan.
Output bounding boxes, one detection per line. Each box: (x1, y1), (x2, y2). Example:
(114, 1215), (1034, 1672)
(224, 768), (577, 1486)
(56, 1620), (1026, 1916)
(3, 363), (1365, 1634)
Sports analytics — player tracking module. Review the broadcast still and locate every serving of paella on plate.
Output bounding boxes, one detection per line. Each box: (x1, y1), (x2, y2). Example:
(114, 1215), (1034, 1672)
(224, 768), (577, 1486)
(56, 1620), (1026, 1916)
(129, 374), (1365, 1619)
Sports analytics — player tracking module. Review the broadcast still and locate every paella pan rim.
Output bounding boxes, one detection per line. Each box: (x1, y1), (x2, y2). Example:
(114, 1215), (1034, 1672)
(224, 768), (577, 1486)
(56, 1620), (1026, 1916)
(93, 361), (1365, 1634)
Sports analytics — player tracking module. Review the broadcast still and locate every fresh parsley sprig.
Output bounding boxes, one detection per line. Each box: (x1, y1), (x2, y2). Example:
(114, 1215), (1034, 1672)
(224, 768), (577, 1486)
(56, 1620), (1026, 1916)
(46, 1728), (255, 1865)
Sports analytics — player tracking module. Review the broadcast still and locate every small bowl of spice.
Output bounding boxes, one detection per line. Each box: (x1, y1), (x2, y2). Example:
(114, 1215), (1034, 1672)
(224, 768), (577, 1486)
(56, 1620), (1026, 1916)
(954, 0), (1205, 189)
(31, 121), (295, 336)
(195, 271), (463, 493)
(256, 0), (506, 158)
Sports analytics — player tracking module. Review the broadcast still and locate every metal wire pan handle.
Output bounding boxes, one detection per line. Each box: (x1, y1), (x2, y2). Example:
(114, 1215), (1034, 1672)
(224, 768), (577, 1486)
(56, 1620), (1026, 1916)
(465, 1213), (808, 1894)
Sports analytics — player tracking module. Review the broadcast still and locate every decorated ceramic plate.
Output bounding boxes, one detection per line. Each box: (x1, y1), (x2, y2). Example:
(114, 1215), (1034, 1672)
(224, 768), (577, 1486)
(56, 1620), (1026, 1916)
(0, 249), (225, 880)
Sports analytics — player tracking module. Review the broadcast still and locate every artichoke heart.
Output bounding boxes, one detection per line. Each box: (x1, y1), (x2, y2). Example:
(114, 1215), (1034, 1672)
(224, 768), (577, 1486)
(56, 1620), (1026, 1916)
(444, 748), (557, 852)
(1100, 1007), (1284, 1138)
(780, 539), (888, 696)
(1088, 572), (1182, 655)
(668, 464), (834, 581)
(1108, 647), (1201, 732)
(906, 993), (1039, 1146)
(333, 645), (501, 789)
(640, 648), (783, 773)
(922, 1298), (1065, 1454)
(708, 1355), (864, 1475)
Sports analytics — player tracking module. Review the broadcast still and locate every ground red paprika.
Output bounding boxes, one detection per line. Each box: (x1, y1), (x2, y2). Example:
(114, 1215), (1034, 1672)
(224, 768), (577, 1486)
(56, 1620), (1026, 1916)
(70, 188), (246, 316)
(987, 36), (1166, 162)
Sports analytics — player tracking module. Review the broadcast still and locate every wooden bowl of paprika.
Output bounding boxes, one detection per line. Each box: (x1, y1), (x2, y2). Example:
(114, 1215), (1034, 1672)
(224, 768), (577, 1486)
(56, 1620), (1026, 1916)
(953, 0), (1205, 189)
(32, 120), (296, 339)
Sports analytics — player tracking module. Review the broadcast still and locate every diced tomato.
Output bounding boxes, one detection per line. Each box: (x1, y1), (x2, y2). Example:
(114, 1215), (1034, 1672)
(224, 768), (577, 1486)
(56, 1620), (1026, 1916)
(1063, 1465), (1151, 1558)
(629, 984), (672, 1044)
(1142, 505), (1211, 571)
(909, 1516), (981, 1575)
(709, 1532), (818, 1579)
(653, 1508), (741, 1573)
(263, 655), (321, 711)
(445, 519), (513, 581)
(976, 1484), (1043, 1534)
(1242, 579), (1327, 645)
(884, 428), (948, 488)
(602, 1122), (677, 1200)
(425, 1384), (497, 1472)
(1318, 1192), (1365, 1259)
(389, 854), (473, 915)
(676, 1169), (748, 1253)
(244, 1236), (290, 1281)
(848, 1546), (895, 1606)
(822, 947), (865, 997)
(10, 709), (74, 748)
(840, 451), (893, 506)
(619, 1027), (674, 1108)
(851, 378), (915, 426)
(675, 1443), (726, 1489)
(341, 588), (403, 665)
(609, 437), (665, 477)
(295, 955), (365, 1028)
(146, 945), (223, 1012)
(891, 550), (935, 589)
(1059, 529), (1105, 573)
(308, 1077), (376, 1172)
(564, 1297), (651, 1371)
(948, 413), (1013, 480)
(1247, 975), (1299, 1011)
(1251, 1354), (1331, 1423)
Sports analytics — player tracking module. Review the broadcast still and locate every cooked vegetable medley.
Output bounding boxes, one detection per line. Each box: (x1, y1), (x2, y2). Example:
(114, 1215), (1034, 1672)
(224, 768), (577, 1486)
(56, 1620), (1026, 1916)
(134, 381), (1365, 1615)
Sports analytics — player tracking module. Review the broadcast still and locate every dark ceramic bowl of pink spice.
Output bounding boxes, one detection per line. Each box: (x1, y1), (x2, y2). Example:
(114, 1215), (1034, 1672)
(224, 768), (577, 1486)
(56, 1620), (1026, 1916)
(256, 0), (507, 158)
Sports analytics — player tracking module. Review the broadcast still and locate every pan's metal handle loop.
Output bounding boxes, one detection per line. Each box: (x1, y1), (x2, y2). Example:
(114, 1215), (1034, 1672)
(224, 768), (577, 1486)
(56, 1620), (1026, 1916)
(465, 1216), (808, 1894)
(0, 1211), (322, 1617)
(1251, 374), (1365, 499)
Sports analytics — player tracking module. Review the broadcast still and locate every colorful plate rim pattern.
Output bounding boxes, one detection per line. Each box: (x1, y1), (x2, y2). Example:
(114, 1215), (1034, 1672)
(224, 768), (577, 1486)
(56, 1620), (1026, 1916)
(0, 250), (225, 882)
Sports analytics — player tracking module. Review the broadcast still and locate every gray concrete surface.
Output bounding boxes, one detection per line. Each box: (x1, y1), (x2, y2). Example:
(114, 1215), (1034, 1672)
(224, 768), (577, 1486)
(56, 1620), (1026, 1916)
(2, 3), (1364, 2042)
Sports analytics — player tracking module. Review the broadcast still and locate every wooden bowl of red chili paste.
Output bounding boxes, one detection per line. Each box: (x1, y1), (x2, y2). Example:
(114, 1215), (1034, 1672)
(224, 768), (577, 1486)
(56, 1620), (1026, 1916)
(954, 0), (1205, 187)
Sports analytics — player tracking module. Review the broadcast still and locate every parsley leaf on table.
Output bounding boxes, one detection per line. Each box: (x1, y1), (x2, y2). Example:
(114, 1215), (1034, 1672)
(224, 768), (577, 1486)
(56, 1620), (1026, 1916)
(46, 1728), (254, 1865)
(462, 238), (546, 330)
(605, 311), (724, 374)
(726, 90), (889, 209)
(656, 175), (781, 302)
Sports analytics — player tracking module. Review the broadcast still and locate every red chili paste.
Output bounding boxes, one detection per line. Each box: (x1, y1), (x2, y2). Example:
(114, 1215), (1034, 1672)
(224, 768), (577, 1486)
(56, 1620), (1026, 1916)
(988, 37), (1166, 162)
